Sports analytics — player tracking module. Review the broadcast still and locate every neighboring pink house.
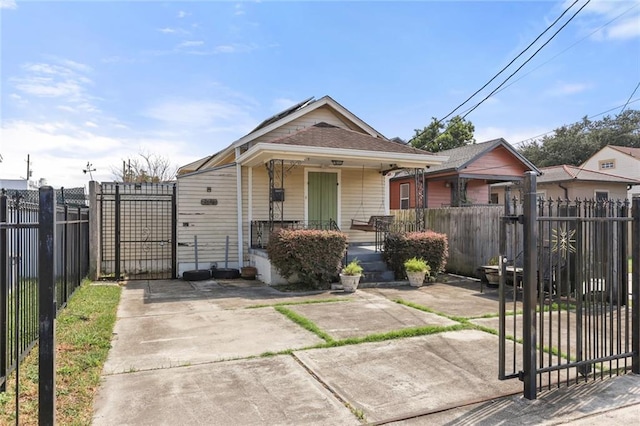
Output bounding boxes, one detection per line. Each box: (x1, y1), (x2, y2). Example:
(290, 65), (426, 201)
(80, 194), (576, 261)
(389, 138), (539, 209)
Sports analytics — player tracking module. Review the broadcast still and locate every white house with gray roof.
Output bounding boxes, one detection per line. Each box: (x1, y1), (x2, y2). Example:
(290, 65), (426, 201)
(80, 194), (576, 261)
(175, 96), (447, 282)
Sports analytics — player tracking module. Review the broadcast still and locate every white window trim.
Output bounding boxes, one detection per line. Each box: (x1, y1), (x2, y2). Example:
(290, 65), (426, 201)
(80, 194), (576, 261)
(399, 183), (410, 209)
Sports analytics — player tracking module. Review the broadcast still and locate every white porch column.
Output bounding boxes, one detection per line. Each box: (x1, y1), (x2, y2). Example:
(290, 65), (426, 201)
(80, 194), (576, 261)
(235, 147), (244, 268)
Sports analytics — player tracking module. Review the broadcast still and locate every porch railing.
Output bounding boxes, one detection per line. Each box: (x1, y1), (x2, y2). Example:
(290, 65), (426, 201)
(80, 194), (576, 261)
(250, 220), (341, 249)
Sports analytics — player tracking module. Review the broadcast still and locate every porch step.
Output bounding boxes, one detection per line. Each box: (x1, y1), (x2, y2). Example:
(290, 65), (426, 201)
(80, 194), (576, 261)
(361, 270), (395, 283)
(344, 250), (395, 283)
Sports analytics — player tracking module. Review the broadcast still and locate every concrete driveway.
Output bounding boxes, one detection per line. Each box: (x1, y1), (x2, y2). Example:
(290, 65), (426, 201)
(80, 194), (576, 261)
(92, 278), (640, 425)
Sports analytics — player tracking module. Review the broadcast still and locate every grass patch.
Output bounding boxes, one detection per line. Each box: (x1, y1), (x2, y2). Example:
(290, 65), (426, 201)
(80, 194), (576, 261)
(274, 306), (334, 343)
(246, 298), (351, 309)
(0, 282), (121, 426)
(319, 324), (467, 348)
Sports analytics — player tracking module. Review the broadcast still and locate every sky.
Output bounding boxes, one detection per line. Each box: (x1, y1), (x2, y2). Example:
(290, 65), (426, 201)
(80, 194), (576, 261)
(1, 0), (639, 189)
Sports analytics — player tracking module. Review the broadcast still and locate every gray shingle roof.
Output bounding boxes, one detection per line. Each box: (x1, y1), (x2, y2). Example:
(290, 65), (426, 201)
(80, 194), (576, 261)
(269, 122), (435, 156)
(538, 165), (640, 184)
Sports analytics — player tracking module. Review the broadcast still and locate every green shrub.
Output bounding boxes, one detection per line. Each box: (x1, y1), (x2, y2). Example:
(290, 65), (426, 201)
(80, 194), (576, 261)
(267, 229), (348, 289)
(341, 259), (363, 276)
(383, 231), (448, 279)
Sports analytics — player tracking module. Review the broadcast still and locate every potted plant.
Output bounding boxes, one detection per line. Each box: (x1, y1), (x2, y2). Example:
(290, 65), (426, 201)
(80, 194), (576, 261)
(340, 259), (363, 292)
(404, 257), (430, 287)
(484, 256), (500, 286)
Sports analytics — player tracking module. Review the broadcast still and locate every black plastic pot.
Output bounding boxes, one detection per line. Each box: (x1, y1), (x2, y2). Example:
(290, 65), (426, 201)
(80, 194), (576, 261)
(211, 268), (240, 279)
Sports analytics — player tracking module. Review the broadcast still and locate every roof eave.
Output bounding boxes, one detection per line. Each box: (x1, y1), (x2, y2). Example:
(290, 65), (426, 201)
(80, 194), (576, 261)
(236, 143), (448, 169)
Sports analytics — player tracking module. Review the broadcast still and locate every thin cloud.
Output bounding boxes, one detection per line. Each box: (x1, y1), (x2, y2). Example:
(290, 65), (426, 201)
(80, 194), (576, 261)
(544, 81), (591, 97)
(11, 60), (95, 108)
(177, 10), (190, 19)
(0, 0), (17, 10)
(179, 40), (205, 48)
(158, 27), (177, 34)
(143, 99), (253, 128)
(569, 0), (640, 40)
(234, 3), (245, 16)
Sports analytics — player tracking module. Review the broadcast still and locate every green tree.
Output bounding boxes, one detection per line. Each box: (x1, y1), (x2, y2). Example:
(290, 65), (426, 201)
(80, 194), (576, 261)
(410, 115), (475, 152)
(518, 110), (640, 167)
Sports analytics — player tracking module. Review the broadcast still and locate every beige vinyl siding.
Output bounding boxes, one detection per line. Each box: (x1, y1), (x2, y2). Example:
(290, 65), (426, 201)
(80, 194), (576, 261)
(340, 167), (386, 244)
(250, 106), (363, 145)
(177, 165), (239, 274)
(249, 165), (305, 221)
(247, 165), (382, 245)
(581, 147), (640, 198)
(538, 181), (630, 201)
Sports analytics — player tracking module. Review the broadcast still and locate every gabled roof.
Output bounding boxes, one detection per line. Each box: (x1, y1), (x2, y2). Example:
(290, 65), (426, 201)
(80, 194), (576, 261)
(422, 138), (539, 175)
(608, 145), (640, 159)
(538, 165), (640, 184)
(196, 95), (387, 170)
(236, 122), (448, 169)
(269, 122), (429, 155)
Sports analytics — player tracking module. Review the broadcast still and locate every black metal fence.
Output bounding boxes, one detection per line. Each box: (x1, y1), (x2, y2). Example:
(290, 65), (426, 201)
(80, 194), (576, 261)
(498, 172), (639, 400)
(0, 187), (89, 423)
(99, 182), (176, 280)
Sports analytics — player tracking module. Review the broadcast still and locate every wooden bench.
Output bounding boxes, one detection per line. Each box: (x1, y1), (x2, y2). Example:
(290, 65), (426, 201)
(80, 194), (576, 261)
(350, 215), (394, 232)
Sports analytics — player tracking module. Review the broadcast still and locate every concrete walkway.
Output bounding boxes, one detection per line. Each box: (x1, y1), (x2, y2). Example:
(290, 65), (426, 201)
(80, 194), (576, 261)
(92, 277), (640, 425)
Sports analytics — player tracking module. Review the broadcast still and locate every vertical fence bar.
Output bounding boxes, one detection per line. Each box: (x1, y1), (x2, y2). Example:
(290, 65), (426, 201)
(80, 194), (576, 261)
(171, 184), (177, 279)
(522, 171), (538, 400)
(632, 196), (639, 374)
(0, 193), (6, 392)
(114, 184), (121, 280)
(39, 186), (56, 425)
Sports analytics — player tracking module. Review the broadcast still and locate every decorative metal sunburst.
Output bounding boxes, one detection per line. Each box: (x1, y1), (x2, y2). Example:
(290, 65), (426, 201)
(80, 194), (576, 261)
(551, 226), (576, 258)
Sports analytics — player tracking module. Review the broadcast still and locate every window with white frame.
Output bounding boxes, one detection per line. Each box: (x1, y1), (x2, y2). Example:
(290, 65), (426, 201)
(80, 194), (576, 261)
(599, 159), (615, 170)
(400, 183), (410, 209)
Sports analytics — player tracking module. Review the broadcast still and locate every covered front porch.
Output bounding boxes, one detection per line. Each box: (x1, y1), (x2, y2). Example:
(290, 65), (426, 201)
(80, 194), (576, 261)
(238, 142), (446, 284)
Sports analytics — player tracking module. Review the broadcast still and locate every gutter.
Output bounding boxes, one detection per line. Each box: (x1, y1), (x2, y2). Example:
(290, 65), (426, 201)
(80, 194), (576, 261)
(558, 183), (569, 199)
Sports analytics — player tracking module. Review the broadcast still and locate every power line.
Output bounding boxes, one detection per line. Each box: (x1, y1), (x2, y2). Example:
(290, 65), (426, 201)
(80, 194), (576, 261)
(462, 0), (592, 120)
(439, 0), (580, 123)
(484, 2), (640, 101)
(513, 97), (640, 146)
(620, 81), (640, 114)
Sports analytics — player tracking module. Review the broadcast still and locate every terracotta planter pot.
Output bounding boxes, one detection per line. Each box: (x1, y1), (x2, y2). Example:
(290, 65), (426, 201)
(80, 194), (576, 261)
(240, 266), (257, 280)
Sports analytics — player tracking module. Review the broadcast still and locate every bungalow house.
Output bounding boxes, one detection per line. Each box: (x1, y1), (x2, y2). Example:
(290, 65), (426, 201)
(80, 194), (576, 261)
(534, 165), (638, 201)
(389, 138), (539, 209)
(580, 145), (640, 199)
(491, 164), (639, 202)
(176, 96), (447, 283)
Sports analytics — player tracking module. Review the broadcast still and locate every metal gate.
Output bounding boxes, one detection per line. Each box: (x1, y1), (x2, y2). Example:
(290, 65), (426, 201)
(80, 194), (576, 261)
(99, 182), (176, 280)
(498, 172), (639, 399)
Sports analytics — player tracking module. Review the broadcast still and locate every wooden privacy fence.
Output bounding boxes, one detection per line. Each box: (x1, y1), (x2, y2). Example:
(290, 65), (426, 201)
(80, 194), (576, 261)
(391, 206), (504, 277)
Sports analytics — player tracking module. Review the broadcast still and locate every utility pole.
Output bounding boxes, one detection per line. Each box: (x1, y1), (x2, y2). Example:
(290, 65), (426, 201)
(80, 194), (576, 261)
(23, 154), (34, 182)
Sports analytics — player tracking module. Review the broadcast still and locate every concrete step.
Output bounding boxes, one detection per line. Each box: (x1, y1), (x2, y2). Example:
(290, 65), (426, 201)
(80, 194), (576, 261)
(360, 260), (388, 272)
(361, 270), (395, 283)
(345, 251), (383, 263)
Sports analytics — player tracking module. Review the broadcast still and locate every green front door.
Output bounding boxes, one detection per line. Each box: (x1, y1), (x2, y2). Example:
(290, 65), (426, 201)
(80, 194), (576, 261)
(308, 172), (338, 225)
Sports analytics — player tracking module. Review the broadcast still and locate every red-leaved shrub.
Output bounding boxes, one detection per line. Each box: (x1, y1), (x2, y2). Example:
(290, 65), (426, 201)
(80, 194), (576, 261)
(267, 229), (348, 289)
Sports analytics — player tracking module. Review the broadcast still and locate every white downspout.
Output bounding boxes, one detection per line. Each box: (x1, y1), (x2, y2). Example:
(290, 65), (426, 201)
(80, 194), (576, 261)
(235, 147), (244, 268)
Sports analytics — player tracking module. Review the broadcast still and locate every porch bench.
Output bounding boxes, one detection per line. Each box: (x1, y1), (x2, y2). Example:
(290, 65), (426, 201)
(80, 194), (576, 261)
(478, 265), (523, 293)
(350, 215), (394, 232)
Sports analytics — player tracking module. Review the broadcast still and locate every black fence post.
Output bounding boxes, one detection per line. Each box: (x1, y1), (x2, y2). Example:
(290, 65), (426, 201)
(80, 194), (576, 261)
(171, 184), (177, 279)
(632, 196), (639, 374)
(522, 171), (538, 400)
(115, 184), (121, 280)
(38, 186), (56, 426)
(0, 193), (6, 392)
